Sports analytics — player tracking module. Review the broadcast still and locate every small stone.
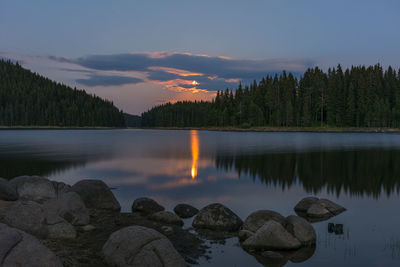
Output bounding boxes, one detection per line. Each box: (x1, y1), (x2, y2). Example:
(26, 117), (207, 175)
(192, 203), (242, 232)
(131, 197), (165, 215)
(174, 203), (199, 218)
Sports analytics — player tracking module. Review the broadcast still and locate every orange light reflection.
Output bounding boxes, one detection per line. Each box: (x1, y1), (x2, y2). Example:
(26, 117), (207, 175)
(191, 130), (199, 179)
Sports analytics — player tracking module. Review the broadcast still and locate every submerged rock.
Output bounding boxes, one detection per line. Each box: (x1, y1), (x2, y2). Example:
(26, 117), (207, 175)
(294, 197), (346, 220)
(71, 179), (121, 211)
(240, 210), (316, 251)
(0, 223), (63, 267)
(192, 203), (242, 231)
(174, 203), (199, 218)
(242, 210), (287, 233)
(9, 176), (56, 200)
(150, 211), (184, 226)
(285, 215), (316, 244)
(242, 220), (301, 250)
(0, 177), (18, 201)
(102, 225), (187, 267)
(131, 197), (165, 215)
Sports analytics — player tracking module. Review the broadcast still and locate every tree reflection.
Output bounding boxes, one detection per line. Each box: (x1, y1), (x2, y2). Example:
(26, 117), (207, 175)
(216, 149), (400, 197)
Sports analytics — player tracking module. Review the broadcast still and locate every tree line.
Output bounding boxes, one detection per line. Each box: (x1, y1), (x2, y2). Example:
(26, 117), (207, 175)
(0, 60), (125, 127)
(142, 64), (400, 128)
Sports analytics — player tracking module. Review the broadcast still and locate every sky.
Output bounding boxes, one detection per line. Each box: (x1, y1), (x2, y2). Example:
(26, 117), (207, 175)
(1, 0), (400, 115)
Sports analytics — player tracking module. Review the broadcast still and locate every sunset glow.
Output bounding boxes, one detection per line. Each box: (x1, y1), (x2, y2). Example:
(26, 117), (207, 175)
(190, 130), (199, 179)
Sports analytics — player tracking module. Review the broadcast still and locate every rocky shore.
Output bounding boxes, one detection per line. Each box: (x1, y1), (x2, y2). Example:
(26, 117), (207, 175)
(0, 176), (346, 266)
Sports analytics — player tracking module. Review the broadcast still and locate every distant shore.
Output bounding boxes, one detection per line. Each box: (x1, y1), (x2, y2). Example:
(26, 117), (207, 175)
(1, 125), (400, 133)
(135, 126), (400, 134)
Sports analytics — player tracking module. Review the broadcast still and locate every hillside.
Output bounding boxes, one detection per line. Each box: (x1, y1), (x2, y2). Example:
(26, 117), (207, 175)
(0, 60), (125, 127)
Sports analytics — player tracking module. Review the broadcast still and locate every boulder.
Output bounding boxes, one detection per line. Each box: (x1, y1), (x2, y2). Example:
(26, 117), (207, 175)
(51, 180), (72, 196)
(293, 197), (319, 212)
(3, 201), (48, 237)
(285, 215), (316, 244)
(242, 220), (301, 250)
(238, 229), (254, 242)
(149, 211), (184, 226)
(0, 177), (18, 201)
(43, 191), (90, 225)
(242, 210), (287, 233)
(102, 225), (187, 267)
(192, 203), (242, 231)
(131, 197), (164, 215)
(71, 179), (121, 211)
(4, 200), (76, 239)
(0, 223), (63, 267)
(9, 176), (56, 200)
(45, 213), (77, 239)
(294, 197), (346, 219)
(173, 203), (199, 218)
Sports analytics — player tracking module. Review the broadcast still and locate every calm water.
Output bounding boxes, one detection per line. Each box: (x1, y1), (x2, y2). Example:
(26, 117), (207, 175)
(1, 129), (400, 266)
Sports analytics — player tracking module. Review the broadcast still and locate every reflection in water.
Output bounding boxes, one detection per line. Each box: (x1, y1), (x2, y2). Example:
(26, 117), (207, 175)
(216, 149), (400, 197)
(191, 130), (199, 179)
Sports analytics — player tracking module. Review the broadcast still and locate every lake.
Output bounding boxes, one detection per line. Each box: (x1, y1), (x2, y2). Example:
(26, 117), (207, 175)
(1, 129), (400, 266)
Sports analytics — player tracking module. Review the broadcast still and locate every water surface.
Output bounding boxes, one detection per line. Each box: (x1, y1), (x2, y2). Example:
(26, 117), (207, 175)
(1, 129), (400, 266)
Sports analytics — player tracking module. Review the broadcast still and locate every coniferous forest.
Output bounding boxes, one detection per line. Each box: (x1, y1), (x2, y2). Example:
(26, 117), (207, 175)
(0, 60), (125, 127)
(142, 64), (400, 128)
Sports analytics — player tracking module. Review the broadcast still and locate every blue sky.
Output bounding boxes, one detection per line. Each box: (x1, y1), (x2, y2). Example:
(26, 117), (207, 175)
(1, 0), (399, 114)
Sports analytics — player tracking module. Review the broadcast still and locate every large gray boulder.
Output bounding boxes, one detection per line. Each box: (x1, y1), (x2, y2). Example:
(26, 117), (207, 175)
(294, 197), (346, 219)
(242, 220), (301, 250)
(0, 178), (18, 201)
(285, 215), (316, 244)
(192, 203), (243, 231)
(3, 201), (48, 237)
(43, 191), (90, 225)
(149, 211), (184, 226)
(45, 213), (77, 239)
(0, 223), (63, 267)
(132, 197), (165, 215)
(102, 225), (187, 267)
(3, 200), (76, 239)
(243, 210), (287, 233)
(9, 176), (56, 200)
(173, 203), (198, 218)
(71, 179), (121, 211)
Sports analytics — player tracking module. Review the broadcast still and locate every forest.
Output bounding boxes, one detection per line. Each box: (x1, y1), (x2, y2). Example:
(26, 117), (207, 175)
(141, 64), (400, 128)
(0, 60), (125, 127)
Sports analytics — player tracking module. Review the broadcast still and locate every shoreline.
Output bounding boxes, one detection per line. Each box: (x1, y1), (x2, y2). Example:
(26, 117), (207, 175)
(1, 125), (400, 133)
(134, 126), (400, 134)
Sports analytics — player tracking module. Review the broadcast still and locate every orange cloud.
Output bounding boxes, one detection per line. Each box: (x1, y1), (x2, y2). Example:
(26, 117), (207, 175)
(149, 66), (204, 77)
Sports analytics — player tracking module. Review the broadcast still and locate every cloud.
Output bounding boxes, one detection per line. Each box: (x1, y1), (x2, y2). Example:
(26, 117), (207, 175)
(76, 74), (143, 86)
(49, 52), (314, 91)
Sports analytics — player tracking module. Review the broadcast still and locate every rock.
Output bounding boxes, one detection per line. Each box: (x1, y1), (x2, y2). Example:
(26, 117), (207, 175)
(71, 179), (121, 211)
(242, 210), (287, 233)
(161, 226), (174, 234)
(242, 220), (301, 250)
(45, 213), (77, 239)
(3, 201), (48, 237)
(0, 223), (63, 267)
(328, 222), (335, 233)
(0, 199), (16, 219)
(285, 215), (316, 244)
(4, 200), (76, 239)
(102, 225), (187, 267)
(287, 246), (316, 263)
(238, 229), (254, 242)
(294, 197), (319, 212)
(192, 203), (242, 231)
(82, 224), (96, 232)
(0, 177), (18, 201)
(51, 180), (72, 196)
(174, 203), (199, 218)
(334, 224), (344, 235)
(131, 197), (165, 215)
(43, 191), (90, 225)
(9, 175), (56, 200)
(317, 199), (346, 215)
(294, 197), (346, 219)
(150, 211), (184, 226)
